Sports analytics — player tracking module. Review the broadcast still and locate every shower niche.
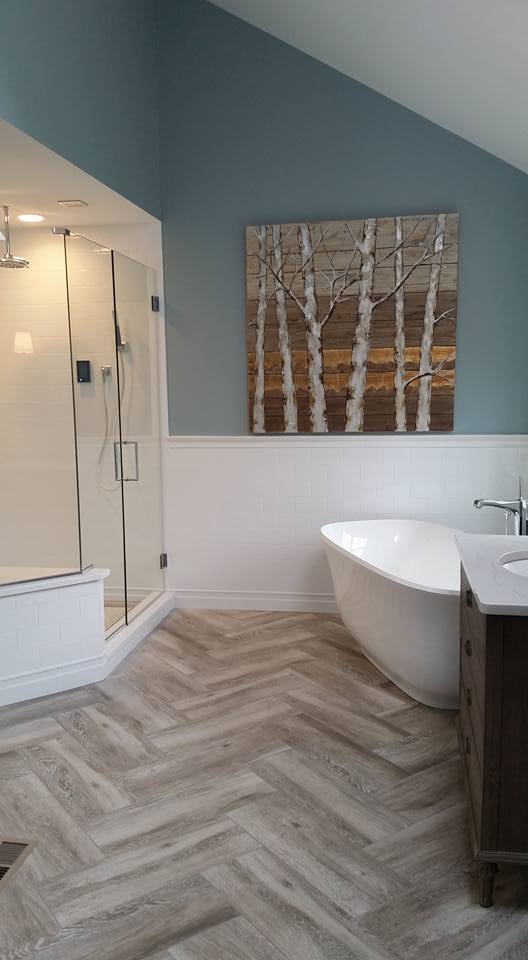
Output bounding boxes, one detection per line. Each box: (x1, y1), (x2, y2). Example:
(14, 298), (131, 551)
(0, 223), (165, 635)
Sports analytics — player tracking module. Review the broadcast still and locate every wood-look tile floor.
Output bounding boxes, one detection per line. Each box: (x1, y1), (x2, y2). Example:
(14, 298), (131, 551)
(1, 609), (528, 960)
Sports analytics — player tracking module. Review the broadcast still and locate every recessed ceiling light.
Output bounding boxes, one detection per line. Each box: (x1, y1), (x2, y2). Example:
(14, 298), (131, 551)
(18, 213), (45, 223)
(93, 247), (111, 255)
(57, 200), (88, 208)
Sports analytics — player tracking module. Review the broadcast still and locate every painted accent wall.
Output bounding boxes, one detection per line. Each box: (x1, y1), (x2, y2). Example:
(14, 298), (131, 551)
(158, 0), (528, 435)
(0, 0), (160, 217)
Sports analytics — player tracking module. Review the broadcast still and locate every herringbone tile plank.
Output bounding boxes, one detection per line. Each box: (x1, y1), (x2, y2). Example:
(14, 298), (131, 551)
(168, 915), (286, 959)
(0, 608), (527, 959)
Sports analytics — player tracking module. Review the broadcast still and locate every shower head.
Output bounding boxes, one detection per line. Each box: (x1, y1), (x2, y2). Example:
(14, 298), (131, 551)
(0, 206), (29, 268)
(0, 256), (29, 269)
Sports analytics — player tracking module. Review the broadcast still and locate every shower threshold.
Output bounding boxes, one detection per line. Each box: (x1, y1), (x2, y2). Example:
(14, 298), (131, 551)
(104, 593), (162, 640)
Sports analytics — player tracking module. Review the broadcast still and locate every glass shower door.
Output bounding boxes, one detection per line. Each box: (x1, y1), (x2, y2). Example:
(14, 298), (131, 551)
(65, 235), (126, 634)
(112, 250), (164, 621)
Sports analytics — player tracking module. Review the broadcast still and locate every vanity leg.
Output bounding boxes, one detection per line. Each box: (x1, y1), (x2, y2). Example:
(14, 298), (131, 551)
(479, 863), (498, 907)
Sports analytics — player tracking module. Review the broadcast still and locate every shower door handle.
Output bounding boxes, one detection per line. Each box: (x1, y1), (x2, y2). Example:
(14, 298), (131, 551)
(114, 442), (122, 482)
(114, 441), (139, 481)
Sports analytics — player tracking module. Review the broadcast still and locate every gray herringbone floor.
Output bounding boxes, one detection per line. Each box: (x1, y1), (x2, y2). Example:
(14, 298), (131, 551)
(1, 609), (527, 959)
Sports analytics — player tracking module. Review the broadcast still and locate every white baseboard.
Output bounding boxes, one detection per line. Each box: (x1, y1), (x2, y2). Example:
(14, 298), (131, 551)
(0, 654), (107, 707)
(170, 588), (338, 614)
(0, 592), (176, 707)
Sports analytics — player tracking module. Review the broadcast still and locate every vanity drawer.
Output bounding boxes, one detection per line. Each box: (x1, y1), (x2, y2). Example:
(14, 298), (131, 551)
(460, 575), (486, 671)
(461, 653), (484, 768)
(458, 692), (483, 835)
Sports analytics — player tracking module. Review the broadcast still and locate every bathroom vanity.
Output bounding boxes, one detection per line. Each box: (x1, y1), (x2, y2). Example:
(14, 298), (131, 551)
(456, 535), (528, 907)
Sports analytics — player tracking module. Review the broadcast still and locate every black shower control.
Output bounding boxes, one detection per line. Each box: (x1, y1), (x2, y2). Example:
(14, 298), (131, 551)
(76, 360), (91, 383)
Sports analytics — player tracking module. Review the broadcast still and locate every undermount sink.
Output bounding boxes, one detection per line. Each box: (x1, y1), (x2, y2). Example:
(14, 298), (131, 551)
(500, 555), (528, 579)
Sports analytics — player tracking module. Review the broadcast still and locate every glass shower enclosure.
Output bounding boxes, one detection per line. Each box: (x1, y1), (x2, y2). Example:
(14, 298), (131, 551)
(0, 223), (164, 634)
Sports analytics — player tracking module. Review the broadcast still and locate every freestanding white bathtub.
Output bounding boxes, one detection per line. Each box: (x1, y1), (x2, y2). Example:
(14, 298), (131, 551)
(321, 519), (461, 709)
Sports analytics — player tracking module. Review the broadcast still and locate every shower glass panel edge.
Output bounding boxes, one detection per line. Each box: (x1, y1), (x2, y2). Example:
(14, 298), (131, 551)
(112, 250), (165, 624)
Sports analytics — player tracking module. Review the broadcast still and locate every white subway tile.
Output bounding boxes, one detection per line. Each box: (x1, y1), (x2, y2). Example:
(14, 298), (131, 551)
(1, 604), (39, 631)
(17, 623), (61, 648)
(0, 597), (16, 613)
(38, 599), (80, 625)
(0, 632), (18, 659)
(80, 632), (105, 659)
(165, 436), (527, 601)
(39, 638), (82, 669)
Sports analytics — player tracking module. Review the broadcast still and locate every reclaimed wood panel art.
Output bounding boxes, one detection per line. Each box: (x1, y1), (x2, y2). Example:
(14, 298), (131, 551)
(246, 214), (458, 433)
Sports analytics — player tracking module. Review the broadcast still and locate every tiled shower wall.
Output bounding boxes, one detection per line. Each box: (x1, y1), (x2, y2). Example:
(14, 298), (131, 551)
(164, 435), (528, 610)
(0, 227), (162, 596)
(0, 227), (79, 571)
(0, 574), (105, 685)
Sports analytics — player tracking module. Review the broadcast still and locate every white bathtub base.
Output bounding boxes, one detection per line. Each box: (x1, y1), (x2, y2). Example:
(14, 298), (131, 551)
(356, 640), (458, 711)
(322, 520), (461, 710)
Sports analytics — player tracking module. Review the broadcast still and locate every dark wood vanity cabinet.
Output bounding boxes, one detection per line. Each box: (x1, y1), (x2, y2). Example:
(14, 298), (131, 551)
(458, 566), (528, 906)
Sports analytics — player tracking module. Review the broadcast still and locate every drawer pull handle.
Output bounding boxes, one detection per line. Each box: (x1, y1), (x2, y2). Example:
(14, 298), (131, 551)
(466, 688), (472, 708)
(465, 637), (472, 657)
(466, 589), (473, 608)
(465, 737), (471, 756)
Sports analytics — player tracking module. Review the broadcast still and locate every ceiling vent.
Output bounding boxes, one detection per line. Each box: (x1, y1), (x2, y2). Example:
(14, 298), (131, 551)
(57, 200), (88, 208)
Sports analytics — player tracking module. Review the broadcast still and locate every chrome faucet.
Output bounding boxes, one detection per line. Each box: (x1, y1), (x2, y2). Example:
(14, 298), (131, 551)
(474, 477), (528, 535)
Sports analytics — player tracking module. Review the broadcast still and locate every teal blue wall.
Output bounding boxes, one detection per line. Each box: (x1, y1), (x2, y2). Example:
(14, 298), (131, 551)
(3, 0), (527, 432)
(158, 0), (528, 434)
(0, 0), (160, 216)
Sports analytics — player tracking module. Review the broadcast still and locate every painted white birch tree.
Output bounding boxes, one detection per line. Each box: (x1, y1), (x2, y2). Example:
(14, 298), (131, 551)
(252, 225), (267, 433)
(265, 223), (361, 431)
(345, 216), (453, 431)
(272, 224), (297, 432)
(415, 213), (446, 431)
(345, 219), (377, 431)
(297, 223), (328, 432)
(393, 216), (406, 432)
(257, 221), (361, 431)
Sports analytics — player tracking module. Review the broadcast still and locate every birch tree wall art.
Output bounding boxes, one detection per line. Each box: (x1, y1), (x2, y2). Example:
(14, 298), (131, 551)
(246, 213), (459, 433)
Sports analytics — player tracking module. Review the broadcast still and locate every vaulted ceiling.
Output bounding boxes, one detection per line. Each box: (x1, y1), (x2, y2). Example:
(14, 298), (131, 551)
(210, 0), (528, 175)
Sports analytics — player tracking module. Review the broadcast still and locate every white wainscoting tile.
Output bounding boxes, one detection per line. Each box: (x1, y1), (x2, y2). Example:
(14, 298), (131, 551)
(0, 572), (174, 706)
(165, 435), (528, 612)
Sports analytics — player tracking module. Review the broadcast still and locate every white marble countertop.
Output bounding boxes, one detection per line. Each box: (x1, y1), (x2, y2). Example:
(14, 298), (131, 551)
(456, 534), (528, 615)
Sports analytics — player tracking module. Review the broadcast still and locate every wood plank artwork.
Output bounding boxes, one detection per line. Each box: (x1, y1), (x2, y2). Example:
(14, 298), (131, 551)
(246, 214), (459, 433)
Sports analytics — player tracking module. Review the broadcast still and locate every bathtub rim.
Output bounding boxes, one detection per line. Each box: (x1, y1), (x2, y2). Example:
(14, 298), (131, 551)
(320, 518), (461, 598)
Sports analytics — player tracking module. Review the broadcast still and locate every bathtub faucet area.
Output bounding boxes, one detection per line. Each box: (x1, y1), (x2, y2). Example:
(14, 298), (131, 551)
(474, 477), (527, 535)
